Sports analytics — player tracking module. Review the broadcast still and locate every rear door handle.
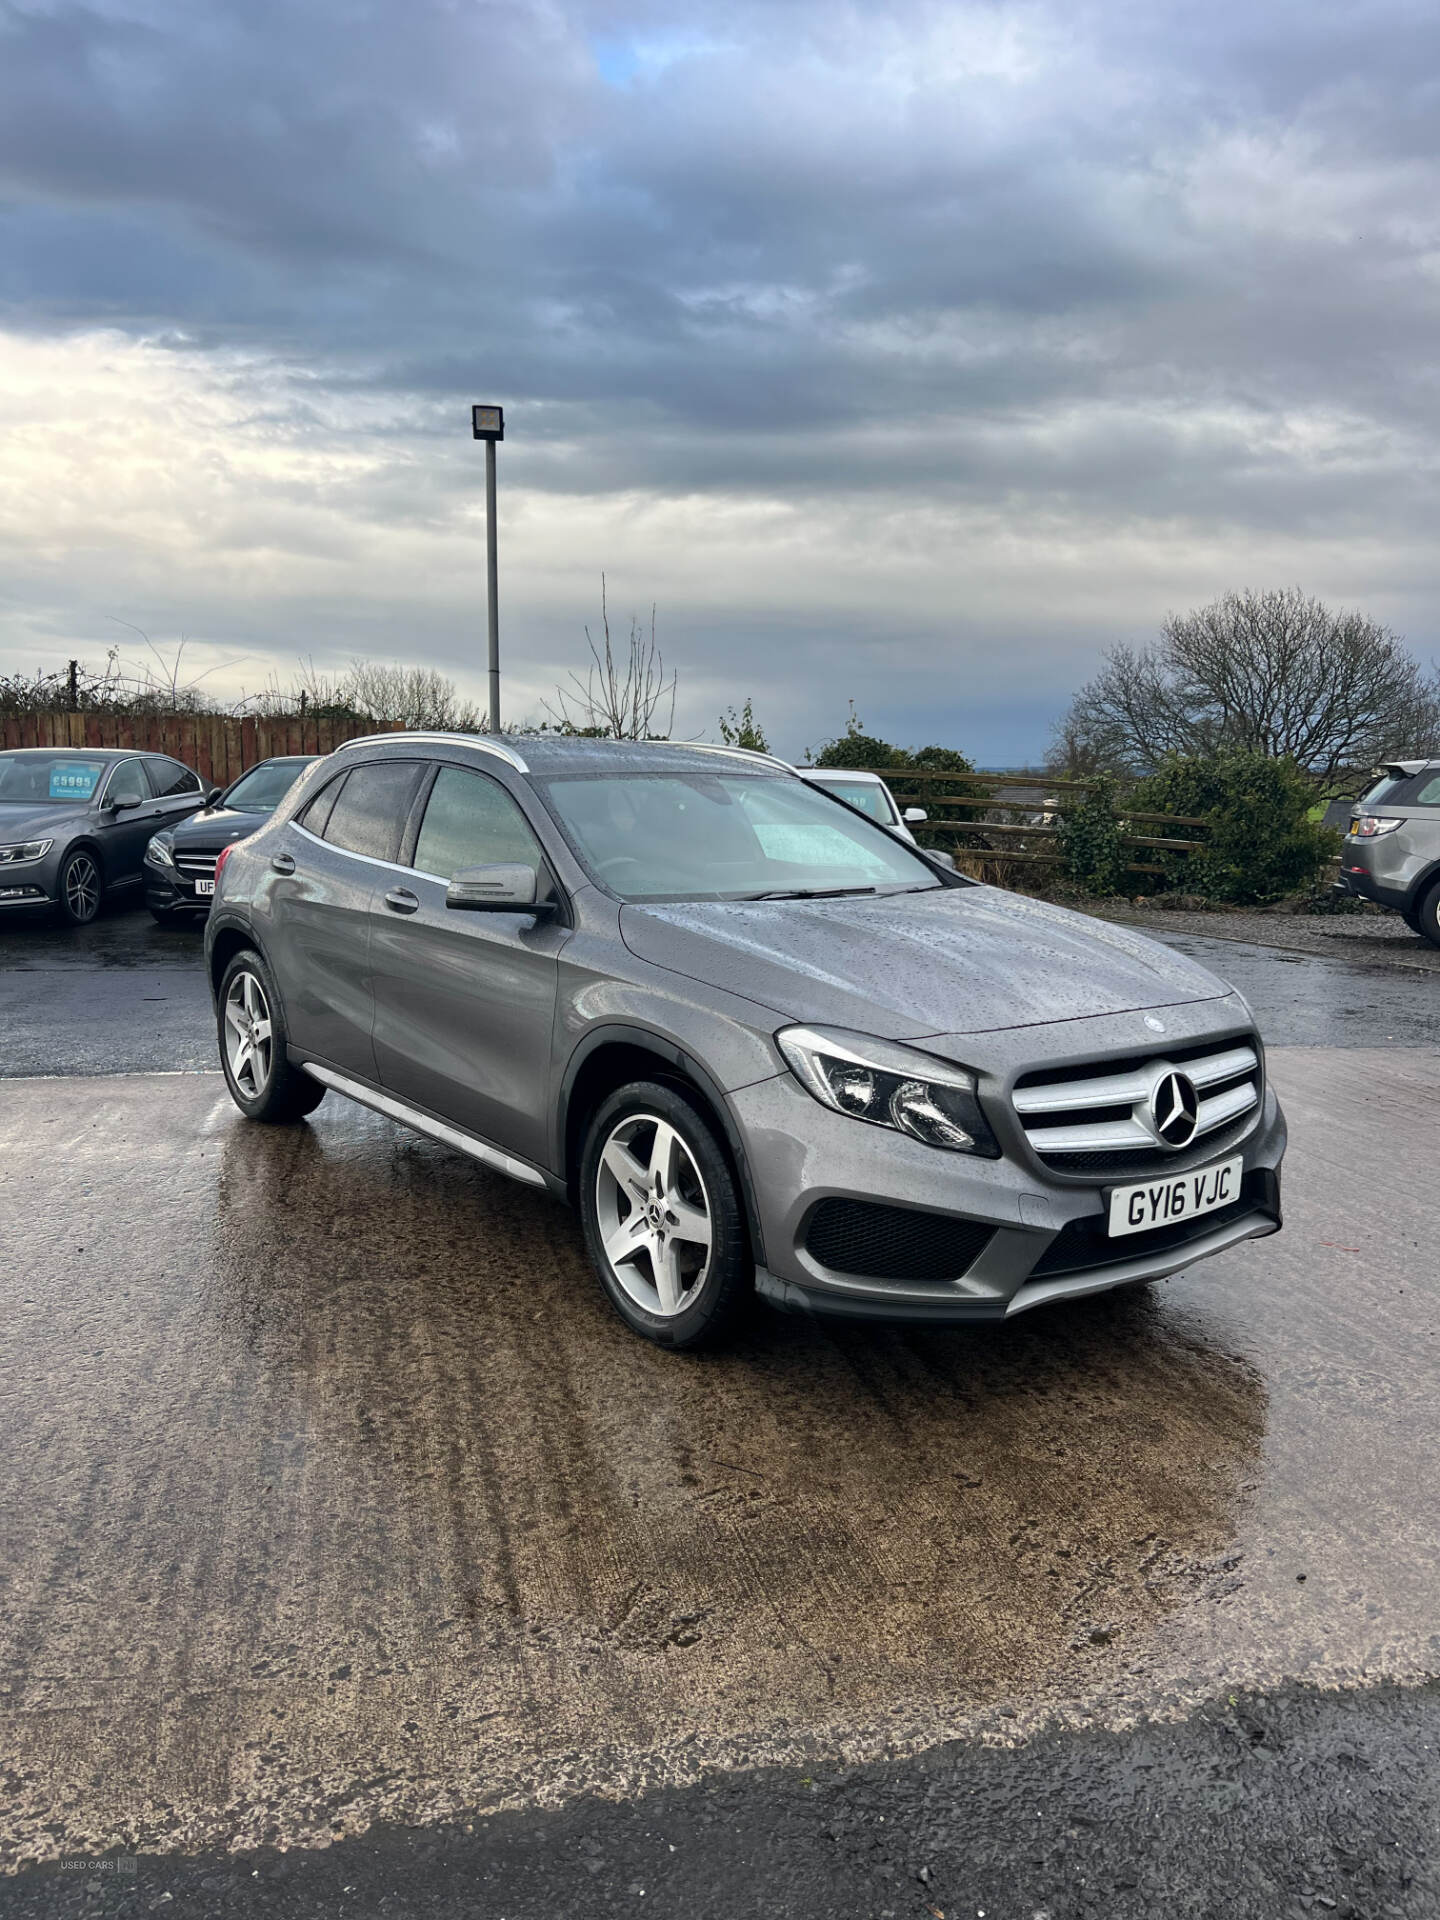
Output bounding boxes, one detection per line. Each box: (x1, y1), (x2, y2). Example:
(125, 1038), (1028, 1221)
(384, 887), (419, 915)
(270, 852), (296, 875)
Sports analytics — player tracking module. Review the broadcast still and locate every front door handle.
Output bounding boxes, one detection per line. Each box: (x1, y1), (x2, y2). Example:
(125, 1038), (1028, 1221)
(271, 852), (296, 875)
(384, 887), (420, 915)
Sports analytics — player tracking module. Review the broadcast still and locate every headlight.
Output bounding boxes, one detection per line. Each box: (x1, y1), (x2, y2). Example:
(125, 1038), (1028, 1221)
(0, 840), (52, 864)
(1352, 817), (1403, 838)
(776, 1025), (1001, 1156)
(144, 835), (175, 867)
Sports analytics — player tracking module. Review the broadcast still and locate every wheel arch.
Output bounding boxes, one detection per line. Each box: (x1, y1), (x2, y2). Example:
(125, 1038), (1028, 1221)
(1406, 860), (1440, 914)
(557, 1026), (767, 1264)
(60, 835), (104, 875)
(208, 921), (264, 999)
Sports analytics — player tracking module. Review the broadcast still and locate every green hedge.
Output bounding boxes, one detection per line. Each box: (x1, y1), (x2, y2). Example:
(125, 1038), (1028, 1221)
(1056, 775), (1126, 895)
(1129, 751), (1339, 905)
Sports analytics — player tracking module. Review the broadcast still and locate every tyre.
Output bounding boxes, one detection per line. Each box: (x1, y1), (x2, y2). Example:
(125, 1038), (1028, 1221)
(56, 847), (103, 927)
(1414, 881), (1440, 950)
(579, 1079), (751, 1349)
(217, 947), (327, 1123)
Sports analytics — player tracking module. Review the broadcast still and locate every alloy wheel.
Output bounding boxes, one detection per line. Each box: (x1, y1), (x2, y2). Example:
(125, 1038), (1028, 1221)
(594, 1112), (714, 1317)
(64, 852), (100, 923)
(223, 969), (274, 1100)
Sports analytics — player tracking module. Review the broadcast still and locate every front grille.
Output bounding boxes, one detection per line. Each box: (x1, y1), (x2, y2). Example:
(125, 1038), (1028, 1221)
(804, 1198), (994, 1281)
(1030, 1169), (1278, 1278)
(174, 850), (219, 878)
(1012, 1034), (1262, 1177)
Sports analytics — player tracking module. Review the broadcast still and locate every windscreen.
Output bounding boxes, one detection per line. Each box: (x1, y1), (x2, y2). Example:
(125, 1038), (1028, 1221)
(539, 771), (942, 901)
(0, 754), (109, 805)
(811, 779), (894, 824)
(224, 759), (318, 811)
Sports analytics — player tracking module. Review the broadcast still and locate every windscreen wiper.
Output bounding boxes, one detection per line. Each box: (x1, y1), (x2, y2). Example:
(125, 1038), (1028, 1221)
(747, 885), (879, 901)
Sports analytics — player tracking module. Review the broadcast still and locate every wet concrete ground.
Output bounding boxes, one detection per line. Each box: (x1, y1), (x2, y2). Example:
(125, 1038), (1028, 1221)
(3, 905), (1439, 1913)
(3, 1047), (1440, 1889)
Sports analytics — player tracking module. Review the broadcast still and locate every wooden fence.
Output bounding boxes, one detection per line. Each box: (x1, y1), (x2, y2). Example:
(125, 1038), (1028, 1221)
(878, 767), (1207, 877)
(0, 712), (404, 788)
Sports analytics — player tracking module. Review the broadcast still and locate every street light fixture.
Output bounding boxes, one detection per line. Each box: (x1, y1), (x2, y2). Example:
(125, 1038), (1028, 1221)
(471, 403), (505, 731)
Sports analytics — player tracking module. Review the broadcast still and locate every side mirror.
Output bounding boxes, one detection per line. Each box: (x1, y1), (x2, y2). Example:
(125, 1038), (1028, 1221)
(445, 862), (552, 914)
(206, 787), (224, 807)
(928, 847), (957, 871)
(903, 807), (928, 824)
(109, 793), (142, 812)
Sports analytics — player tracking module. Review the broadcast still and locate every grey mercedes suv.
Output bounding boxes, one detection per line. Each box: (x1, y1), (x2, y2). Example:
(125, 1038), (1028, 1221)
(206, 733), (1285, 1348)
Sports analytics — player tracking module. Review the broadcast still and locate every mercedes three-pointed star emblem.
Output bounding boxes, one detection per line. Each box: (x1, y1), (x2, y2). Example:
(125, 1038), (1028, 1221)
(1150, 1069), (1200, 1149)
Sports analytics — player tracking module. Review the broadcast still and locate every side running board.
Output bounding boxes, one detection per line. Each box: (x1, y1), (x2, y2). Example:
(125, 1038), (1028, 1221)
(300, 1063), (548, 1188)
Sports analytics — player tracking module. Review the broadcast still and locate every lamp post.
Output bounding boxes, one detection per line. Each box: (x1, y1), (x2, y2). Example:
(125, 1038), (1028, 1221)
(471, 403), (504, 731)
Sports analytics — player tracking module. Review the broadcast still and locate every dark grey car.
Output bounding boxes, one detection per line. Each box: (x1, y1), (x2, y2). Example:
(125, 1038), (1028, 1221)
(206, 733), (1285, 1349)
(0, 747), (207, 926)
(144, 755), (319, 920)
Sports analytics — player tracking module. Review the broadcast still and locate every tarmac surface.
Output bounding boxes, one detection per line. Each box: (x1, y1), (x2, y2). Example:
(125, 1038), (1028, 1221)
(2, 905), (1439, 1915)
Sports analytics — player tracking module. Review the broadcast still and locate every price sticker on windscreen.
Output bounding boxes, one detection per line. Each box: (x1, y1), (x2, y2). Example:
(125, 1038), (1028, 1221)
(49, 764), (103, 800)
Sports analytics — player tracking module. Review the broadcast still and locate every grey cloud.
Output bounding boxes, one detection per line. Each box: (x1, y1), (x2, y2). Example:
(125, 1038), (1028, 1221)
(1, 0), (1438, 758)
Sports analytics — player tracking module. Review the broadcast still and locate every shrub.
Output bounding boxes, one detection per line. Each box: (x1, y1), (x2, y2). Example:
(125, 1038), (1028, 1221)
(1057, 774), (1126, 895)
(811, 702), (905, 770)
(1130, 750), (1338, 904)
(718, 697), (769, 752)
(809, 709), (986, 852)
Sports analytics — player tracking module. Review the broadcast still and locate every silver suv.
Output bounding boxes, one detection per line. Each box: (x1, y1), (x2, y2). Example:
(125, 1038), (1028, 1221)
(1333, 759), (1440, 945)
(205, 733), (1285, 1349)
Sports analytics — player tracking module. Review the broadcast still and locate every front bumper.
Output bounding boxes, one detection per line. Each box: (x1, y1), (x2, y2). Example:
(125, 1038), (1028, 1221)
(728, 999), (1286, 1324)
(144, 868), (212, 915)
(0, 847), (63, 910)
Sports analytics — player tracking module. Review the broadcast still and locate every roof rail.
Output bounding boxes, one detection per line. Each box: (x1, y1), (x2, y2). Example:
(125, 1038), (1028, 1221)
(680, 742), (797, 774)
(332, 731), (530, 773)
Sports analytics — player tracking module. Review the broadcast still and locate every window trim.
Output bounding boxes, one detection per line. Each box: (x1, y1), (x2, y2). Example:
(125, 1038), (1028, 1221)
(293, 819), (438, 880)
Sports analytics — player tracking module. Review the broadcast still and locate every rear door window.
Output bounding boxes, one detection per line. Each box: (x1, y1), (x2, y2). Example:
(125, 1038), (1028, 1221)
(315, 761), (424, 863)
(413, 765), (545, 881)
(145, 757), (201, 798)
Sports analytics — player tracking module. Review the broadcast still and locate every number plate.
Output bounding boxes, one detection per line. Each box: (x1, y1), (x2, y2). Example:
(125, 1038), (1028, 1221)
(1107, 1155), (1243, 1238)
(195, 878), (215, 897)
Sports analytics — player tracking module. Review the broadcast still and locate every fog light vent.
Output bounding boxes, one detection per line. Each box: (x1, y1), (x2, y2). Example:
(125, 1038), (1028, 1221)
(804, 1199), (993, 1281)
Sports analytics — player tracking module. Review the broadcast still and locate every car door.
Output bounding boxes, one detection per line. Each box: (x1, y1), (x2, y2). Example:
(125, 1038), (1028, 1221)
(264, 757), (427, 1079)
(93, 757), (155, 887)
(369, 762), (570, 1168)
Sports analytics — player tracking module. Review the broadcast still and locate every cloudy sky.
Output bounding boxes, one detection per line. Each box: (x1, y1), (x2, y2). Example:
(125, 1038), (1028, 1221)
(1, 0), (1437, 762)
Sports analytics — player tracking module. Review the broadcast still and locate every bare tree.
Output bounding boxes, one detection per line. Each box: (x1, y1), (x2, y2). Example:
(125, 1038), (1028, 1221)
(340, 660), (482, 731)
(1056, 589), (1440, 780)
(544, 577), (676, 740)
(103, 622), (246, 713)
